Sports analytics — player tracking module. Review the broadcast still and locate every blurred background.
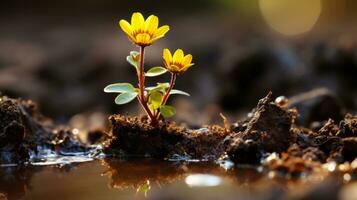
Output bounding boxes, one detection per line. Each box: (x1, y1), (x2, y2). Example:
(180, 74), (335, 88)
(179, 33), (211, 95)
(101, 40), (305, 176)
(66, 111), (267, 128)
(0, 0), (356, 126)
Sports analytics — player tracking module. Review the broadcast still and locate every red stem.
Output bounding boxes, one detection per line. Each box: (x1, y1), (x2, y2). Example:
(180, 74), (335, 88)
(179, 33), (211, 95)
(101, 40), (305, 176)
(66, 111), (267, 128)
(138, 46), (146, 102)
(162, 73), (176, 105)
(137, 46), (155, 121)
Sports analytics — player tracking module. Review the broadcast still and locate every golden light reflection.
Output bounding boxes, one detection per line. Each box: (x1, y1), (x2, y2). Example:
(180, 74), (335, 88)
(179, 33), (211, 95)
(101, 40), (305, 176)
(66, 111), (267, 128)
(259, 0), (322, 35)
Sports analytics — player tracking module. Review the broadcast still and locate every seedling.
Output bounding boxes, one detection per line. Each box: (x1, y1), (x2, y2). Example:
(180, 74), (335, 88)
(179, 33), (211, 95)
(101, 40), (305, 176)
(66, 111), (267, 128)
(104, 12), (194, 125)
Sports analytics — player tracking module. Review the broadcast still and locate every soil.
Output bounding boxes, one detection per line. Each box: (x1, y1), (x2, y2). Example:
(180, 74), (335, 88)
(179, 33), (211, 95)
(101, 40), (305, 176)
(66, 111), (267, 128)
(104, 115), (228, 159)
(2, 92), (357, 176)
(0, 96), (52, 163)
(0, 96), (93, 164)
(226, 92), (295, 164)
(105, 92), (357, 174)
(104, 92), (294, 161)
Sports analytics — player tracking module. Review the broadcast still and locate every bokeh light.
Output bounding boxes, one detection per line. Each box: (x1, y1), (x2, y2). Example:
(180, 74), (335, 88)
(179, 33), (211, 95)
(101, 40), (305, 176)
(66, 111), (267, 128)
(259, 0), (322, 35)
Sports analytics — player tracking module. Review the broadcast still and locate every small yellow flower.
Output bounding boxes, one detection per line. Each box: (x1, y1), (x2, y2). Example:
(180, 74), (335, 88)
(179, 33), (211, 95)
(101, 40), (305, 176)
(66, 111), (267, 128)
(119, 12), (170, 47)
(163, 48), (194, 74)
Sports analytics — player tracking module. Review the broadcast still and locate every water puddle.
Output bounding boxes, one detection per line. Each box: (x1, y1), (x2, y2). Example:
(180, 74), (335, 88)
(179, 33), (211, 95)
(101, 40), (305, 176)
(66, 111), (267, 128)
(0, 158), (356, 200)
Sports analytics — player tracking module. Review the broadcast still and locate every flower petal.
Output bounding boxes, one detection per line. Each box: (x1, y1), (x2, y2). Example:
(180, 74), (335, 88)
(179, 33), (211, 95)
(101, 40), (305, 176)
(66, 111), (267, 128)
(145, 15), (158, 34)
(154, 25), (170, 38)
(182, 54), (193, 66)
(181, 63), (194, 72)
(127, 35), (137, 44)
(150, 35), (165, 44)
(131, 12), (145, 31)
(163, 48), (173, 64)
(173, 49), (184, 63)
(119, 20), (132, 35)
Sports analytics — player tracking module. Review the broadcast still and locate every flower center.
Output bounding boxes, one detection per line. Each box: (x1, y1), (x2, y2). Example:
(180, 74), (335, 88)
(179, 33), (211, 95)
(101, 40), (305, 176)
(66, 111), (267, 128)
(171, 62), (184, 69)
(132, 30), (154, 39)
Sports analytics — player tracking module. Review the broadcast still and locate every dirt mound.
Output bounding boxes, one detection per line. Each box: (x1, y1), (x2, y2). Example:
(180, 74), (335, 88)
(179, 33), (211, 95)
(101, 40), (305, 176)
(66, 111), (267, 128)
(104, 115), (228, 159)
(105, 92), (357, 170)
(0, 96), (90, 164)
(0, 96), (53, 163)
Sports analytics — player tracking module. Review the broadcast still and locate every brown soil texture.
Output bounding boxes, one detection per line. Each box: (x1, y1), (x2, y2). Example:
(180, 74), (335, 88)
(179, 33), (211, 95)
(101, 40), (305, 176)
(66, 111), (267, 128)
(0, 96), (53, 163)
(105, 92), (357, 167)
(104, 115), (228, 159)
(0, 96), (90, 164)
(2, 92), (357, 169)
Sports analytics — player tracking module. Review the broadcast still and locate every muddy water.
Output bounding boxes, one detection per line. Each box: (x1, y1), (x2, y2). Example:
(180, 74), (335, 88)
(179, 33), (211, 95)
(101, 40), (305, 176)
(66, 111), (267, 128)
(0, 159), (356, 200)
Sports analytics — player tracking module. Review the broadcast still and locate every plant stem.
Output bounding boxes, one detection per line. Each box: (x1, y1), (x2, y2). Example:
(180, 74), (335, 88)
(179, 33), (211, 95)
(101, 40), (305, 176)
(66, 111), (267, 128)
(162, 73), (176, 105)
(138, 46), (146, 102)
(155, 72), (176, 120)
(137, 46), (155, 121)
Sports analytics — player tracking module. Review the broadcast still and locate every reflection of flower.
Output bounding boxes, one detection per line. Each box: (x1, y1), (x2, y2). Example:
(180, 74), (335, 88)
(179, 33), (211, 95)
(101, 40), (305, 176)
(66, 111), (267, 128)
(101, 159), (231, 192)
(119, 12), (170, 47)
(101, 159), (185, 190)
(136, 180), (151, 197)
(163, 49), (194, 74)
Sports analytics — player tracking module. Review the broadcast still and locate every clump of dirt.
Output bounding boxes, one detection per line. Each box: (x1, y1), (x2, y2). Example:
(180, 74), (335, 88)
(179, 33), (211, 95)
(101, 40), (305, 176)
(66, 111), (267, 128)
(104, 115), (229, 159)
(3, 91), (357, 174)
(292, 114), (357, 164)
(337, 114), (357, 138)
(105, 92), (295, 161)
(262, 114), (357, 178)
(105, 91), (357, 173)
(0, 96), (53, 163)
(226, 92), (296, 164)
(0, 96), (90, 164)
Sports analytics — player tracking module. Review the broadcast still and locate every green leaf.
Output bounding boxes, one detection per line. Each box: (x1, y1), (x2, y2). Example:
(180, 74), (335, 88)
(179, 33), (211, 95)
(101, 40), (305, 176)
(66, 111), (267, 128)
(160, 105), (176, 118)
(170, 89), (190, 96)
(127, 51), (140, 71)
(104, 83), (136, 93)
(126, 56), (138, 70)
(157, 83), (170, 88)
(130, 51), (140, 57)
(115, 92), (138, 105)
(145, 83), (170, 91)
(148, 91), (163, 110)
(145, 67), (167, 77)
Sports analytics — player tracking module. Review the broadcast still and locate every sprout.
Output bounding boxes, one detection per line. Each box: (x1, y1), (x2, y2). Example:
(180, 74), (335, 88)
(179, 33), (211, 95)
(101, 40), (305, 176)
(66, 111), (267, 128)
(104, 12), (194, 125)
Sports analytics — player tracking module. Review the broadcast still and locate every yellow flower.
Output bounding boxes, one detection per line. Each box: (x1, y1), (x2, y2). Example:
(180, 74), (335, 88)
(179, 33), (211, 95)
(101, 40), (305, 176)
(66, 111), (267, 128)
(163, 48), (194, 74)
(119, 12), (170, 47)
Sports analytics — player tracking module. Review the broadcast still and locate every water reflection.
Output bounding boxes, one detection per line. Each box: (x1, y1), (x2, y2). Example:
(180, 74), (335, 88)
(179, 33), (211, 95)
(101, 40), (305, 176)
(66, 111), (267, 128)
(101, 159), (233, 190)
(185, 174), (222, 187)
(0, 162), (89, 200)
(0, 159), (354, 200)
(0, 167), (34, 200)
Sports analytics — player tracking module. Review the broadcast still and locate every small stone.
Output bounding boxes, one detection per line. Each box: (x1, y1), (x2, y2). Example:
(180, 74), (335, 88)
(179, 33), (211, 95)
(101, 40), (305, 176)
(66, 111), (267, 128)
(275, 96), (289, 108)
